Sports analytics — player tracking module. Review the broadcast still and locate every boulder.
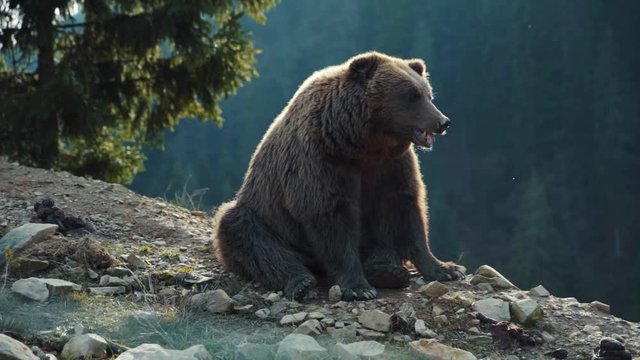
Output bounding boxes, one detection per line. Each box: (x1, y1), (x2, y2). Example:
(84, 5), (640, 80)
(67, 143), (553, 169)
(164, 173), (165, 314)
(358, 309), (391, 333)
(510, 298), (543, 325)
(0, 223), (58, 265)
(419, 281), (449, 298)
(472, 298), (510, 321)
(116, 343), (212, 360)
(11, 278), (49, 301)
(409, 339), (476, 360)
(335, 341), (385, 360)
(61, 334), (108, 360)
(275, 334), (326, 360)
(0, 334), (39, 360)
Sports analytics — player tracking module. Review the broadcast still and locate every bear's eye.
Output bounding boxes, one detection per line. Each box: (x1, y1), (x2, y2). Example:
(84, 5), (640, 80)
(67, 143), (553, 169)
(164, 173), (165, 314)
(410, 89), (422, 101)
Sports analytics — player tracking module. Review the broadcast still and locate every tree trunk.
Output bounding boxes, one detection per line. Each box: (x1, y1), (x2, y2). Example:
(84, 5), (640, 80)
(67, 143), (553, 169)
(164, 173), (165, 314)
(34, 3), (58, 168)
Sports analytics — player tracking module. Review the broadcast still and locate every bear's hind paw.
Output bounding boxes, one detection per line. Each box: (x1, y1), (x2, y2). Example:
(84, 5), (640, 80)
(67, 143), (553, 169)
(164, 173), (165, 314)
(284, 275), (317, 301)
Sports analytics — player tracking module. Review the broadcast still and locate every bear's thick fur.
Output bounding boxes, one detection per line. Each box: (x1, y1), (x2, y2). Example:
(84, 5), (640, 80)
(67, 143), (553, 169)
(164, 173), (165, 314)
(214, 52), (463, 301)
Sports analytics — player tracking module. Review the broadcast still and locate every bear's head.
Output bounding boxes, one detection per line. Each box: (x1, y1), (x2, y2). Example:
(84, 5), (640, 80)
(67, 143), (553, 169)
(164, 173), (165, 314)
(348, 52), (451, 151)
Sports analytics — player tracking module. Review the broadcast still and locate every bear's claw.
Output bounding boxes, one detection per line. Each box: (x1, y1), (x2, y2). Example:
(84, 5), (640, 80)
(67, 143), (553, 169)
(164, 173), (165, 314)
(340, 285), (377, 301)
(423, 263), (466, 282)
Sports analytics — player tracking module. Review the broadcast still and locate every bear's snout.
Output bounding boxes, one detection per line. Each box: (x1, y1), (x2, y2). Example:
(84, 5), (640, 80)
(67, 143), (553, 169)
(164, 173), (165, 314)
(436, 116), (451, 134)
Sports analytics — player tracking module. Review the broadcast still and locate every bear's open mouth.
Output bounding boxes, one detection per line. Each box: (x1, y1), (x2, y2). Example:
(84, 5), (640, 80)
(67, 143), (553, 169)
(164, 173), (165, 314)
(412, 129), (435, 149)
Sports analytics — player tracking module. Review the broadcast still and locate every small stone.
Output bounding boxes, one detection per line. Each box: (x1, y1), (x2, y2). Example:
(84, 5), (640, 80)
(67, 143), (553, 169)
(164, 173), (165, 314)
(391, 303), (416, 332)
(529, 285), (550, 297)
(87, 269), (99, 279)
(472, 298), (510, 321)
(467, 327), (481, 334)
(275, 334), (326, 360)
(510, 298), (543, 325)
(582, 324), (600, 333)
(236, 343), (276, 360)
(327, 325), (358, 342)
(321, 318), (335, 327)
(335, 341), (385, 360)
(599, 337), (625, 351)
(0, 333), (39, 360)
(11, 278), (49, 301)
(116, 343), (212, 360)
(126, 254), (147, 269)
(266, 292), (281, 302)
(356, 328), (386, 340)
(414, 319), (437, 338)
(158, 287), (179, 297)
(419, 281), (449, 298)
(107, 266), (134, 277)
(255, 308), (270, 319)
(329, 285), (342, 302)
(0, 223), (58, 265)
(432, 304), (445, 316)
(8, 257), (49, 276)
(61, 334), (108, 360)
(189, 289), (234, 313)
(471, 265), (518, 290)
(234, 304), (254, 314)
(475, 283), (494, 292)
(434, 315), (449, 326)
(89, 286), (126, 295)
(545, 348), (568, 359)
(293, 319), (322, 336)
(280, 312), (308, 326)
(409, 339), (477, 360)
(308, 312), (324, 320)
(541, 331), (555, 343)
(590, 301), (610, 314)
(393, 335), (413, 343)
(358, 309), (392, 333)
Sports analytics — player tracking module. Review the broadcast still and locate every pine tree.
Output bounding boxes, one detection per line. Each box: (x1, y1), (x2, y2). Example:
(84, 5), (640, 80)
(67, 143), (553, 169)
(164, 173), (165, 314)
(0, 0), (275, 182)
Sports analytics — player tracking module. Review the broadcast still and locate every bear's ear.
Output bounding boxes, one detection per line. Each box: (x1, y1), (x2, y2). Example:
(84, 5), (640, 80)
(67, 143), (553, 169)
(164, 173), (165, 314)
(348, 52), (381, 79)
(407, 59), (426, 76)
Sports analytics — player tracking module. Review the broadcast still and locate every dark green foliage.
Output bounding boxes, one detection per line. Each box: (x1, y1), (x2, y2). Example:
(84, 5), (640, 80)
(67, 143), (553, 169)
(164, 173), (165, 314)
(131, 1), (640, 320)
(0, 0), (275, 182)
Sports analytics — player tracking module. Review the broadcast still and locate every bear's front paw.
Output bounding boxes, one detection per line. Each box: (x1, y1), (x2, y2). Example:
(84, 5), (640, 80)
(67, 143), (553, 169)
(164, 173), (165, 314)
(338, 282), (377, 301)
(423, 262), (466, 282)
(284, 275), (317, 301)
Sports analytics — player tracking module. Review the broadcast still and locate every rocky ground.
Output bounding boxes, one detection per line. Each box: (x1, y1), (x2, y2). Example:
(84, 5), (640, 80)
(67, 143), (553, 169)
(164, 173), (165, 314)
(1, 158), (639, 360)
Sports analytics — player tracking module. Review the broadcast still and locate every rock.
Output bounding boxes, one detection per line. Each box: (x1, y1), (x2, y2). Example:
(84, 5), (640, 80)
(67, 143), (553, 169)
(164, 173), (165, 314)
(89, 286), (126, 295)
(329, 285), (342, 302)
(293, 319), (322, 336)
(308, 312), (324, 320)
(11, 278), (49, 301)
(414, 319), (437, 338)
(236, 343), (276, 360)
(475, 283), (494, 292)
(472, 265), (517, 289)
(432, 305), (445, 316)
(0, 223), (58, 265)
(590, 301), (610, 314)
(529, 284), (550, 297)
(355, 328), (386, 340)
(472, 298), (510, 321)
(61, 334), (108, 360)
(87, 269), (99, 279)
(234, 304), (254, 314)
(255, 308), (270, 319)
(419, 281), (449, 298)
(126, 254), (147, 269)
(467, 327), (481, 334)
(391, 303), (416, 332)
(510, 298), (543, 325)
(335, 341), (385, 360)
(0, 334), (40, 360)
(270, 301), (290, 317)
(8, 257), (49, 276)
(280, 312), (308, 326)
(327, 325), (358, 342)
(321, 318), (335, 327)
(39, 278), (82, 294)
(275, 334), (326, 360)
(434, 315), (449, 326)
(545, 348), (568, 359)
(358, 309), (392, 333)
(541, 331), (555, 343)
(107, 266), (134, 277)
(116, 343), (212, 360)
(266, 292), (281, 302)
(189, 289), (233, 313)
(409, 339), (477, 360)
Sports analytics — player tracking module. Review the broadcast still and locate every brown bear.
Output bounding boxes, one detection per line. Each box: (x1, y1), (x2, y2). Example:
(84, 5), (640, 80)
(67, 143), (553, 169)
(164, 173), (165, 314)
(214, 51), (464, 301)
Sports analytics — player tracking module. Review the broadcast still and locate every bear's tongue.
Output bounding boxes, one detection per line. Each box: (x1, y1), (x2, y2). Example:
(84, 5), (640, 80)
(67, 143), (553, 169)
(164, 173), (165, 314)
(425, 132), (434, 147)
